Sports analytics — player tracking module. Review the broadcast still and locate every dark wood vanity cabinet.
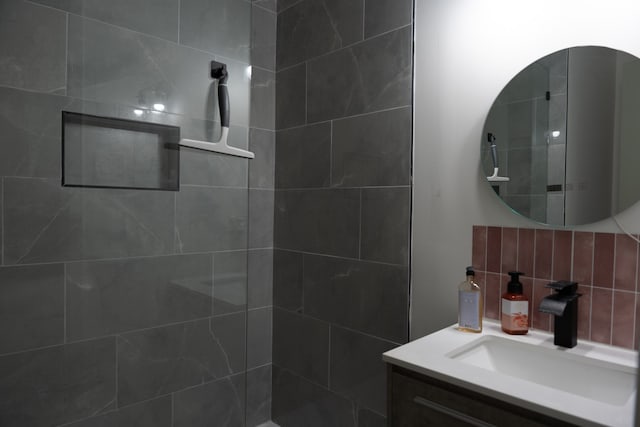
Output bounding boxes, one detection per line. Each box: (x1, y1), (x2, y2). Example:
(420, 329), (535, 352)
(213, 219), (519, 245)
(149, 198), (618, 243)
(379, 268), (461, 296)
(387, 365), (577, 427)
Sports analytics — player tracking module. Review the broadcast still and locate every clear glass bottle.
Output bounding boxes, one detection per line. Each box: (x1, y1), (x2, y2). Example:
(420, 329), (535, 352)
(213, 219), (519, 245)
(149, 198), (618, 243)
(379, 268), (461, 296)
(458, 266), (483, 332)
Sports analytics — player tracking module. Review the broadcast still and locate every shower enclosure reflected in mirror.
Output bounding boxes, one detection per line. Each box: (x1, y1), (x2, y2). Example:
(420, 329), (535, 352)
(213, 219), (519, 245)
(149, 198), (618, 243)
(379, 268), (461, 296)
(481, 46), (640, 226)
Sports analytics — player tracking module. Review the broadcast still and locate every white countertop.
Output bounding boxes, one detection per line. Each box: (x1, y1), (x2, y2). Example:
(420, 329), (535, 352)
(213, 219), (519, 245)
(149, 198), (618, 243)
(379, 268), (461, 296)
(383, 320), (638, 427)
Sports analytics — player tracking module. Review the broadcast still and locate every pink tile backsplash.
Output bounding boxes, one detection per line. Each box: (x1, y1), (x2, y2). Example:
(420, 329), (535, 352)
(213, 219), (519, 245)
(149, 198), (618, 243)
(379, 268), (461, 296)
(572, 232), (593, 285)
(534, 229), (553, 279)
(517, 228), (534, 275)
(552, 230), (572, 280)
(593, 233), (615, 288)
(501, 228), (518, 273)
(486, 227), (502, 273)
(473, 225), (639, 350)
(614, 234), (637, 292)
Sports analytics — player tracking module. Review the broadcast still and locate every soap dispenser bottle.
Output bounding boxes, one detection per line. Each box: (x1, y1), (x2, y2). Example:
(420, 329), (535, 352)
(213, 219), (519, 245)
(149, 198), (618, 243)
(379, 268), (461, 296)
(501, 271), (529, 335)
(458, 266), (482, 333)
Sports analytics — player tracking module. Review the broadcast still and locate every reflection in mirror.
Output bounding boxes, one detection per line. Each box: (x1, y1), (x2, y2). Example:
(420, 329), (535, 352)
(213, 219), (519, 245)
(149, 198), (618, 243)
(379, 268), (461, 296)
(482, 46), (640, 226)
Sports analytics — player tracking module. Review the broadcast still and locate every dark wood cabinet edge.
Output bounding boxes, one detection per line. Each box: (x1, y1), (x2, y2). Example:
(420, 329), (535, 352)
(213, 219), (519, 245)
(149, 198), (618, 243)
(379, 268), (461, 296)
(387, 363), (577, 427)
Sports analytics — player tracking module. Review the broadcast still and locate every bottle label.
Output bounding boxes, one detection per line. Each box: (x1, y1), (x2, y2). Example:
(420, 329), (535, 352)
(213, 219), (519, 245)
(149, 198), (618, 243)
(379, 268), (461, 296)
(501, 299), (528, 331)
(459, 290), (480, 330)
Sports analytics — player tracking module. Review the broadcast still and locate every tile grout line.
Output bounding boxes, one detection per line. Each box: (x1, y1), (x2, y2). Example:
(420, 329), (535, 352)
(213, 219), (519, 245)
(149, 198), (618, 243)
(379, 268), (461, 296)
(64, 12), (69, 95)
(63, 264), (67, 344)
(271, 248), (408, 268)
(483, 226), (488, 318)
(211, 253), (216, 317)
(610, 235), (618, 344)
(275, 105), (411, 133)
(177, 0), (181, 45)
(550, 230), (556, 287)
(361, 0), (366, 41)
(329, 120), (333, 187)
(1, 177), (4, 266)
(358, 189), (363, 260)
(171, 392), (175, 427)
(589, 231), (595, 340)
(304, 61), (308, 125)
(326, 324), (331, 390)
(634, 239), (639, 349)
(301, 254), (306, 314)
(115, 334), (119, 410)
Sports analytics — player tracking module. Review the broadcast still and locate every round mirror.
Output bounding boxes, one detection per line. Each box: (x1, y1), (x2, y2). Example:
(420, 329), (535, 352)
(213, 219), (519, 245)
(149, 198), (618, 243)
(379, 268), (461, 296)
(481, 46), (640, 226)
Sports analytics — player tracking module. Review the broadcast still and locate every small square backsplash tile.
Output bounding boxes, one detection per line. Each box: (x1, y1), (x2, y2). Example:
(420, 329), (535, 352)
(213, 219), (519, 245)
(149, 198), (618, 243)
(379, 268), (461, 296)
(472, 225), (639, 350)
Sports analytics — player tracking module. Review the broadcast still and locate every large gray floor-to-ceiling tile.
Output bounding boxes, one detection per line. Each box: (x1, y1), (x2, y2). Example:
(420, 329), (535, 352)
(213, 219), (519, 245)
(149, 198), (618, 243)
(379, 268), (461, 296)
(273, 308), (330, 386)
(213, 251), (248, 315)
(331, 108), (412, 187)
(63, 396), (172, 427)
(303, 254), (409, 343)
(251, 67), (277, 131)
(31, 0), (180, 42)
(117, 317), (244, 406)
(276, 123), (331, 188)
(0, 264), (64, 355)
(173, 374), (245, 427)
(276, 64), (306, 130)
(275, 189), (360, 257)
(358, 408), (386, 427)
(180, 0), (251, 63)
(249, 129), (276, 189)
(0, 338), (116, 427)
(210, 313), (247, 373)
(252, 5), (277, 71)
(364, 0), (413, 38)
(330, 326), (396, 415)
(248, 307), (273, 368)
(360, 187), (411, 265)
(67, 15), (250, 125)
(3, 178), (175, 264)
(248, 249), (274, 309)
(247, 364), (273, 427)
(307, 25), (412, 123)
(277, 0), (364, 69)
(0, 88), (70, 179)
(175, 186), (248, 253)
(272, 366), (355, 427)
(249, 189), (274, 248)
(0, 0), (66, 93)
(273, 249), (304, 312)
(66, 254), (213, 341)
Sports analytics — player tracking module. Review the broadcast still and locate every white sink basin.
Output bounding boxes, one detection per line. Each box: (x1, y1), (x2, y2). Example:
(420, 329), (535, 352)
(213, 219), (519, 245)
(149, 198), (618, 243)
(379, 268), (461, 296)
(383, 321), (638, 426)
(447, 335), (636, 406)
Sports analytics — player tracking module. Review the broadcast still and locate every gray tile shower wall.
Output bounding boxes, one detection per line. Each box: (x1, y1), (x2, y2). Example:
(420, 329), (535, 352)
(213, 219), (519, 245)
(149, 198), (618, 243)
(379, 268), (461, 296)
(273, 0), (413, 425)
(0, 1), (275, 427)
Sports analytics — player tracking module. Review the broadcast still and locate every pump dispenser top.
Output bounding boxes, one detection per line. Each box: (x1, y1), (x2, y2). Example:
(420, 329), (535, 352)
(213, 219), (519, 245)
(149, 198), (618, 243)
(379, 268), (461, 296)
(507, 271), (524, 294)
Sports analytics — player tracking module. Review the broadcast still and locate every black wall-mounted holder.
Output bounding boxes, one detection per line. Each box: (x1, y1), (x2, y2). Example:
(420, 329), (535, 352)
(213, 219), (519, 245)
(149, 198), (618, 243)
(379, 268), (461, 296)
(178, 60), (255, 159)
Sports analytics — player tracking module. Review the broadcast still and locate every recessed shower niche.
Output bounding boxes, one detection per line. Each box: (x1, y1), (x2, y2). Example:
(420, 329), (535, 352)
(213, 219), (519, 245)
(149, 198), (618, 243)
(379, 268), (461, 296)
(62, 111), (181, 191)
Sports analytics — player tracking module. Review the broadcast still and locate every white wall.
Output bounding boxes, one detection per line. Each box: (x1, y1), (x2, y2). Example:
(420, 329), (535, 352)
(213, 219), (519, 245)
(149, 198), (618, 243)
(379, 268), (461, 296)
(412, 0), (640, 339)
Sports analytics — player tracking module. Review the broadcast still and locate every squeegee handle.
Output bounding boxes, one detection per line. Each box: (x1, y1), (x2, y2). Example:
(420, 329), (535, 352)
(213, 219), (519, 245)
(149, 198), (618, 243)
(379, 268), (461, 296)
(218, 82), (230, 128)
(490, 143), (498, 169)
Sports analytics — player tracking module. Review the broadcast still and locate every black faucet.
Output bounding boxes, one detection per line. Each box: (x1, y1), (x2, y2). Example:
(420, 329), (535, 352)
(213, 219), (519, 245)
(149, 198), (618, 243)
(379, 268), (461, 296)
(538, 281), (581, 348)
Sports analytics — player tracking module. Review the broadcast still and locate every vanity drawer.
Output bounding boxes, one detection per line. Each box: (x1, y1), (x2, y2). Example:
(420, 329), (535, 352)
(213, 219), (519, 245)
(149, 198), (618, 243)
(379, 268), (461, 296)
(388, 366), (576, 427)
